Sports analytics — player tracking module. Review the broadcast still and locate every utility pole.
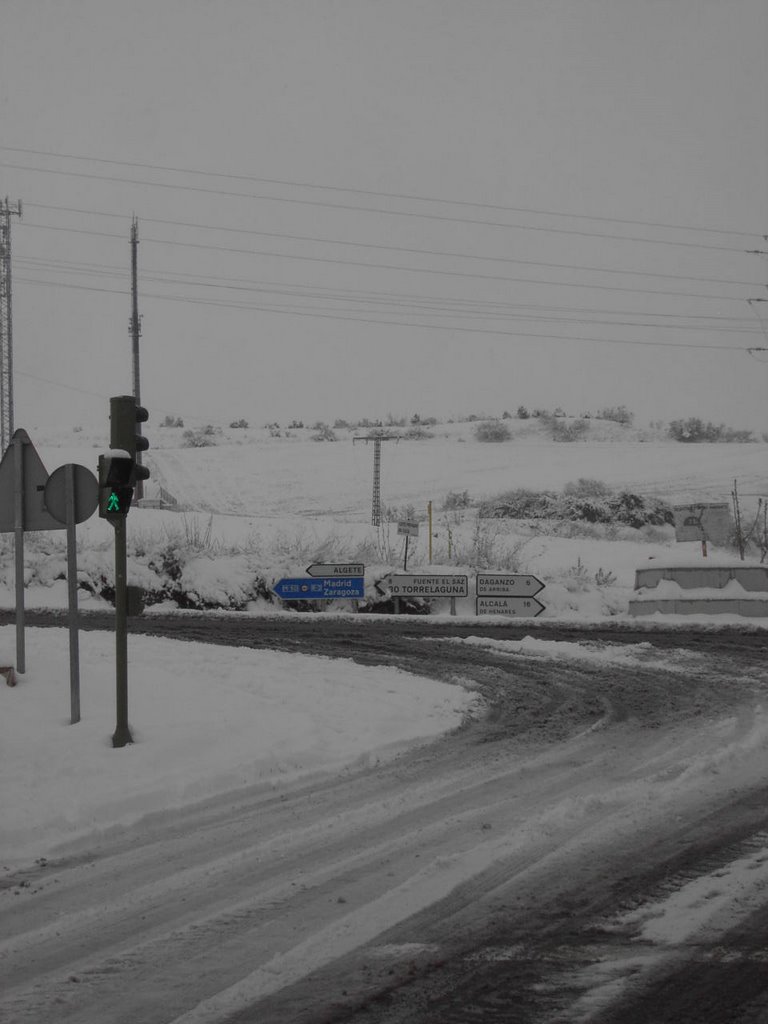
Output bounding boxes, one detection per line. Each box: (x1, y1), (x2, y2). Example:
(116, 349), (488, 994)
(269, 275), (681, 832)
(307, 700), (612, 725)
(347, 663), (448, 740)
(129, 217), (144, 499)
(353, 431), (399, 525)
(0, 199), (22, 456)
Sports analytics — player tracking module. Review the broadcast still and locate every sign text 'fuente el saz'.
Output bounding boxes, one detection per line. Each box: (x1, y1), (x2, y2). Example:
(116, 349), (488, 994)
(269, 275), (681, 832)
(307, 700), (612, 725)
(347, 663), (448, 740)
(378, 573), (469, 597)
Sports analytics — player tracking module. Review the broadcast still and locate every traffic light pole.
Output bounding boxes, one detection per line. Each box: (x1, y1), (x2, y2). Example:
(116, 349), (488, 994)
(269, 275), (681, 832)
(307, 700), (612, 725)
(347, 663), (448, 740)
(111, 515), (132, 748)
(100, 395), (149, 748)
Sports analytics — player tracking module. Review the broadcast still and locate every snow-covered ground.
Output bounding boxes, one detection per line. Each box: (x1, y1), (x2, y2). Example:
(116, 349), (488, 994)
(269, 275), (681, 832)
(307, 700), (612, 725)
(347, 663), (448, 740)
(0, 626), (477, 865)
(4, 418), (768, 868)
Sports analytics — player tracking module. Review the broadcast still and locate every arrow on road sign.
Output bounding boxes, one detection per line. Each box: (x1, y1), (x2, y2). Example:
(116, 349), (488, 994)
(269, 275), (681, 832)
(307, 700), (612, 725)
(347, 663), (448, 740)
(475, 573), (545, 597)
(476, 596), (546, 617)
(377, 573), (468, 597)
(305, 562), (364, 578)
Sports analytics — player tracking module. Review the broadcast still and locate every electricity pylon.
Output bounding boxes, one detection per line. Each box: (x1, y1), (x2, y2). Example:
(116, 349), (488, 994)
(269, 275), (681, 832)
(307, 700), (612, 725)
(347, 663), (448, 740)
(0, 199), (22, 455)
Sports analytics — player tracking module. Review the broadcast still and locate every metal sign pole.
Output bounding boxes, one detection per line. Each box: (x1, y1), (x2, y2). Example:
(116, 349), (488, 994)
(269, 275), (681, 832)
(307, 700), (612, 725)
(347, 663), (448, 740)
(65, 464), (81, 723)
(428, 500), (433, 564)
(112, 517), (132, 747)
(13, 433), (24, 673)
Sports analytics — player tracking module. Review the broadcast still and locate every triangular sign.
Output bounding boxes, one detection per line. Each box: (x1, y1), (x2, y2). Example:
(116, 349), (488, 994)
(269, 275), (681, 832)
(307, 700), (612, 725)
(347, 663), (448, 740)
(0, 429), (64, 532)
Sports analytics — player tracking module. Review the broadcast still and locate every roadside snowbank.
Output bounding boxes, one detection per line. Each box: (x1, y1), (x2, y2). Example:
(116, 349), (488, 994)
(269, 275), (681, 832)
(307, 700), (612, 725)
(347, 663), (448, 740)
(0, 627), (476, 864)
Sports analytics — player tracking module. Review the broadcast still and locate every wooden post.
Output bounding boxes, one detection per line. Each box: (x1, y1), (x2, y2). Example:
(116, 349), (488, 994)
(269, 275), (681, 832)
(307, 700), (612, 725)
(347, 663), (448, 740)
(428, 500), (433, 563)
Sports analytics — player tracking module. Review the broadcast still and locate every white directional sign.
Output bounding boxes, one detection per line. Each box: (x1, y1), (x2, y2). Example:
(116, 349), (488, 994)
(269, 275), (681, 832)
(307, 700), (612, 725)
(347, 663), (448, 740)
(476, 596), (545, 617)
(306, 562), (364, 578)
(476, 573), (545, 597)
(379, 573), (468, 597)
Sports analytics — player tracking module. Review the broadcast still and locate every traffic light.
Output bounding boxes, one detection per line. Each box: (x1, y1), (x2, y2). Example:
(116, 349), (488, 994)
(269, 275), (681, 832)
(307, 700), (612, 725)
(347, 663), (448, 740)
(98, 396), (150, 519)
(98, 453), (135, 519)
(110, 394), (150, 488)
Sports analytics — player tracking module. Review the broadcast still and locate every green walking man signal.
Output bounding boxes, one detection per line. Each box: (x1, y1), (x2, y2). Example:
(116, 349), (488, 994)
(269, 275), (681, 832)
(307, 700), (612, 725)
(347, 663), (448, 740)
(98, 396), (150, 520)
(98, 454), (137, 518)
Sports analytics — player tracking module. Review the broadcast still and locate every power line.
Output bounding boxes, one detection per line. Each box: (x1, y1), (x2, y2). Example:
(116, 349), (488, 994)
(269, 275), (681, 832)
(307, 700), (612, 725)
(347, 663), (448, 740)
(14, 265), (762, 334)
(15, 368), (108, 399)
(17, 221), (759, 302)
(13, 253), (759, 323)
(14, 275), (756, 351)
(21, 203), (759, 288)
(1, 161), (751, 253)
(4, 143), (761, 238)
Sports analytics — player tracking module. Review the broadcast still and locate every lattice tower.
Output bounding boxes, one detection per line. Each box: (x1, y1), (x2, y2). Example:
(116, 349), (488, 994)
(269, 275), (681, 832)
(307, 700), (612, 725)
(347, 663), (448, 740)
(0, 199), (21, 455)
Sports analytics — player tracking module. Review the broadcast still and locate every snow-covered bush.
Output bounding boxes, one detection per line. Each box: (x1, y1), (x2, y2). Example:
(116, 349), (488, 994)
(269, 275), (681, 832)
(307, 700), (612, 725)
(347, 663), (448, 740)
(563, 478), (611, 498)
(668, 418), (754, 443)
(443, 489), (471, 510)
(597, 405), (634, 425)
(311, 424), (338, 441)
(474, 420), (511, 442)
(548, 417), (590, 442)
(478, 485), (673, 529)
(183, 425), (220, 447)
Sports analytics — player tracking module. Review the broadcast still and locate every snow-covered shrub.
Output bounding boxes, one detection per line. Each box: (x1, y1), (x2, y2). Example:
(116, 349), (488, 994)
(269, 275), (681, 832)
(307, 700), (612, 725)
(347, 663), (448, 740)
(479, 488), (559, 519)
(443, 490), (471, 510)
(311, 424), (337, 441)
(597, 405), (633, 425)
(563, 478), (611, 498)
(668, 418), (754, 443)
(478, 485), (673, 529)
(183, 425), (219, 447)
(605, 491), (673, 528)
(402, 426), (434, 439)
(474, 420), (511, 442)
(548, 417), (589, 441)
(558, 495), (612, 523)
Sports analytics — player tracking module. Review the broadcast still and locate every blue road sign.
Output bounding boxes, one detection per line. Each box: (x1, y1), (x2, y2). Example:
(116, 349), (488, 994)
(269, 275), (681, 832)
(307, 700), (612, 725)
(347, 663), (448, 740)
(272, 576), (365, 600)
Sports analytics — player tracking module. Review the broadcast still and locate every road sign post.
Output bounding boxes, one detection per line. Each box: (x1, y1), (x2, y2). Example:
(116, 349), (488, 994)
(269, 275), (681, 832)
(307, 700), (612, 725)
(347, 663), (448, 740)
(44, 464), (99, 724)
(112, 515), (132, 747)
(13, 433), (24, 673)
(0, 429), (65, 674)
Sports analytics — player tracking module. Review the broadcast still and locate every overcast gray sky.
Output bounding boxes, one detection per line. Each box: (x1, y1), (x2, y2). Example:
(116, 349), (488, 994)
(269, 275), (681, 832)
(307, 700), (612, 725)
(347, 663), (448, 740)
(2, 0), (767, 433)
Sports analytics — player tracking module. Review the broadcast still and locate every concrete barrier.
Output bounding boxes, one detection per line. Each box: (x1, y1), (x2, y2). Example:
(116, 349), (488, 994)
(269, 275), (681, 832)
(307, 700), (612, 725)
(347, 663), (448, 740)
(634, 565), (768, 592)
(629, 596), (768, 617)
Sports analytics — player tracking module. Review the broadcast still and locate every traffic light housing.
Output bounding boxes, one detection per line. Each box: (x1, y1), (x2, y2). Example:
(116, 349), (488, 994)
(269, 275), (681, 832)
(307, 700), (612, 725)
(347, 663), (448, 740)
(98, 454), (135, 519)
(98, 396), (150, 519)
(110, 394), (150, 487)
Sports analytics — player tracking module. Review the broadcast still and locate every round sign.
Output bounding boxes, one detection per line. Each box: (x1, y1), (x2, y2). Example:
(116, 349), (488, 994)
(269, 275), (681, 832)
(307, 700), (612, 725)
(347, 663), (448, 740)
(44, 464), (99, 525)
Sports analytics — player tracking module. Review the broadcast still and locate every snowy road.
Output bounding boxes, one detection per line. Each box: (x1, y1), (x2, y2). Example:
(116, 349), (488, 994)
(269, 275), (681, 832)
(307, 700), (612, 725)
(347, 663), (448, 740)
(3, 617), (768, 1022)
